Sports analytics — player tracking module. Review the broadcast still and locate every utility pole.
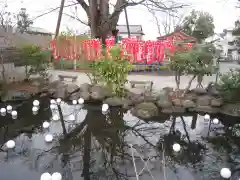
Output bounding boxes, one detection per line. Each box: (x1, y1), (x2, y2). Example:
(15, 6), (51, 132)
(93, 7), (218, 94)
(124, 7), (131, 38)
(54, 0), (66, 39)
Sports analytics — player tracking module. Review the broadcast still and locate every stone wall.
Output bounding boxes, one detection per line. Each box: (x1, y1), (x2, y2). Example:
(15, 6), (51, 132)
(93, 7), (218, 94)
(45, 81), (240, 118)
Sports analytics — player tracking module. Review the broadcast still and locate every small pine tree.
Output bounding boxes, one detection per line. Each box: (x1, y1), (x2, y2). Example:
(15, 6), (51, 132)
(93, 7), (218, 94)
(16, 8), (33, 33)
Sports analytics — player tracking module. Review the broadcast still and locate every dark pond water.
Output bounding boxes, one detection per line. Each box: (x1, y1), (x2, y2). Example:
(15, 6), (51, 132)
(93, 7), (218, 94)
(0, 96), (240, 180)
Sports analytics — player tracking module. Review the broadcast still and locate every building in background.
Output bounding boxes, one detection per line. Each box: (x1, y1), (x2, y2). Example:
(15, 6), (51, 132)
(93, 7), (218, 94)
(208, 29), (240, 61)
(116, 25), (144, 40)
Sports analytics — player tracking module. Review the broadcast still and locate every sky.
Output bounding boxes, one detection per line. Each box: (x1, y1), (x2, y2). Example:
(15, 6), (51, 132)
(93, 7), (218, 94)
(3, 0), (240, 40)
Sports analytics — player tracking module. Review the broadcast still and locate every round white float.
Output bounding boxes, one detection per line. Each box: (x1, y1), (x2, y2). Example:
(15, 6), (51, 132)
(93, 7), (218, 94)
(52, 115), (59, 121)
(0, 108), (6, 116)
(212, 118), (219, 124)
(6, 140), (15, 149)
(69, 114), (75, 121)
(72, 100), (77, 105)
(204, 114), (210, 121)
(40, 172), (52, 180)
(11, 111), (17, 119)
(51, 172), (62, 180)
(32, 106), (38, 112)
(45, 134), (53, 143)
(50, 99), (56, 104)
(6, 105), (12, 112)
(33, 100), (40, 107)
(172, 143), (181, 152)
(43, 121), (50, 129)
(78, 98), (84, 104)
(50, 104), (57, 110)
(220, 168), (231, 179)
(56, 98), (61, 104)
(102, 104), (109, 112)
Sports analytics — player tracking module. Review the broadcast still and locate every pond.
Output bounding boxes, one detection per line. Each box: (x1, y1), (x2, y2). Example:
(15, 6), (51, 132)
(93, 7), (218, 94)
(0, 96), (240, 180)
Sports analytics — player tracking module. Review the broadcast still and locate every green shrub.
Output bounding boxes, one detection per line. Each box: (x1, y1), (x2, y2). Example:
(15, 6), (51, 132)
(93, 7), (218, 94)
(218, 69), (240, 102)
(20, 44), (50, 79)
(89, 46), (132, 96)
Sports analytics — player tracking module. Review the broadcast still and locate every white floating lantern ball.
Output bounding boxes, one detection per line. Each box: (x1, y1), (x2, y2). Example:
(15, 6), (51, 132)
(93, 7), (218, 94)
(173, 143), (181, 152)
(11, 110), (17, 119)
(0, 108), (6, 116)
(212, 118), (219, 125)
(45, 134), (53, 143)
(102, 104), (109, 112)
(69, 114), (75, 121)
(32, 106), (38, 112)
(72, 100), (77, 105)
(6, 140), (15, 149)
(220, 168), (231, 179)
(78, 98), (84, 104)
(43, 121), (50, 129)
(40, 172), (52, 180)
(51, 172), (62, 180)
(204, 114), (210, 121)
(52, 115), (59, 121)
(50, 104), (57, 110)
(50, 99), (56, 104)
(6, 105), (12, 112)
(33, 100), (40, 107)
(56, 98), (61, 104)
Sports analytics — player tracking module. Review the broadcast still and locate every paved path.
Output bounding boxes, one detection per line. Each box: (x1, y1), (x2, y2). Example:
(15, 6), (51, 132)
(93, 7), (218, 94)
(48, 62), (240, 91)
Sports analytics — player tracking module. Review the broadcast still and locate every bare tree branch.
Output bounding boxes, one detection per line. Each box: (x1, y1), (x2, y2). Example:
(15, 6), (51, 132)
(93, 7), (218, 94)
(75, 0), (90, 16)
(63, 13), (89, 26)
(32, 2), (78, 20)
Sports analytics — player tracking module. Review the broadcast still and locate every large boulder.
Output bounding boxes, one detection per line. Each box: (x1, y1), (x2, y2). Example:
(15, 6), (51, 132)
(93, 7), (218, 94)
(182, 99), (196, 108)
(104, 96), (132, 108)
(222, 103), (240, 117)
(90, 85), (111, 100)
(53, 86), (67, 99)
(206, 82), (221, 96)
(80, 83), (91, 92)
(48, 80), (66, 95)
(161, 106), (186, 113)
(196, 95), (212, 106)
(131, 102), (159, 119)
(191, 105), (220, 114)
(66, 84), (80, 94)
(210, 97), (223, 107)
(191, 88), (207, 95)
(126, 90), (145, 104)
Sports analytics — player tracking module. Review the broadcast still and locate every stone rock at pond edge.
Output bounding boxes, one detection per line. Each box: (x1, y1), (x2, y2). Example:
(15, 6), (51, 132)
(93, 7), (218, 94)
(191, 105), (220, 114)
(53, 86), (67, 99)
(48, 80), (66, 95)
(172, 99), (182, 106)
(80, 91), (90, 101)
(206, 82), (221, 96)
(191, 88), (207, 95)
(126, 91), (145, 104)
(80, 83), (91, 92)
(196, 95), (212, 106)
(66, 84), (80, 94)
(131, 102), (159, 119)
(222, 103), (240, 117)
(185, 93), (197, 101)
(90, 85), (108, 100)
(211, 98), (223, 107)
(157, 99), (172, 108)
(182, 99), (196, 108)
(104, 97), (132, 108)
(161, 106), (186, 113)
(69, 92), (81, 100)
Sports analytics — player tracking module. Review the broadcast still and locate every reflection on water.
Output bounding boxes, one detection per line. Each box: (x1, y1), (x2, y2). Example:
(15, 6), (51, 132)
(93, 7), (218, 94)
(0, 96), (240, 180)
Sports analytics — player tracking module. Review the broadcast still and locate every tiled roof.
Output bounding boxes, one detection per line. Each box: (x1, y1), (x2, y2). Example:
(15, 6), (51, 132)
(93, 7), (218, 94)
(27, 27), (53, 35)
(117, 25), (144, 35)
